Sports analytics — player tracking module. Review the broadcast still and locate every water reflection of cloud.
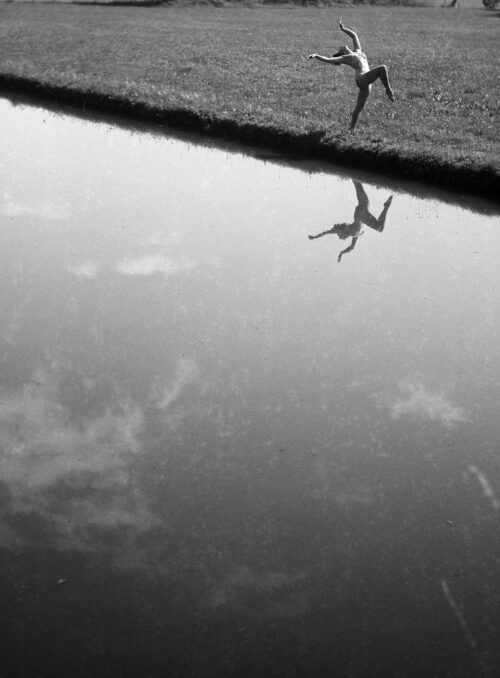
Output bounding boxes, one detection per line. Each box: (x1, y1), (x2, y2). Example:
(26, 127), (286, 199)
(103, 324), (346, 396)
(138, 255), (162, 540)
(2, 201), (68, 221)
(67, 261), (100, 278)
(67, 256), (196, 280)
(208, 567), (310, 621)
(0, 358), (202, 575)
(389, 379), (468, 427)
(115, 255), (196, 277)
(0, 374), (160, 563)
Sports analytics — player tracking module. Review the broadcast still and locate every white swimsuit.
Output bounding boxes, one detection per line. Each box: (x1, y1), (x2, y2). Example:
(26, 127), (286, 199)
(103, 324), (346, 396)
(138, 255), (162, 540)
(341, 49), (370, 82)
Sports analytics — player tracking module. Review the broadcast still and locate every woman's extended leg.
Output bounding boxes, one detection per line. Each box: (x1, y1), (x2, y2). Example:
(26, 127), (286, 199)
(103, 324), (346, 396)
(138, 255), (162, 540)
(357, 65), (395, 101)
(350, 87), (370, 131)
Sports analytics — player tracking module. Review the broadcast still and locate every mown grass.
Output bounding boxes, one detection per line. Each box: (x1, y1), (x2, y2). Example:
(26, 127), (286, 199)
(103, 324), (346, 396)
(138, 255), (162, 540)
(0, 4), (498, 197)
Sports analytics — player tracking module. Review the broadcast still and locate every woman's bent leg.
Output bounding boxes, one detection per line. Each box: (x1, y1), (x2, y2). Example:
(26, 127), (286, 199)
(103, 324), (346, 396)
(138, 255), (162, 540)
(357, 66), (394, 101)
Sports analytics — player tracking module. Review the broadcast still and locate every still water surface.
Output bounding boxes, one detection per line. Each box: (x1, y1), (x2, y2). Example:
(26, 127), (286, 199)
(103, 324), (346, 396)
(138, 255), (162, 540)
(0, 97), (499, 677)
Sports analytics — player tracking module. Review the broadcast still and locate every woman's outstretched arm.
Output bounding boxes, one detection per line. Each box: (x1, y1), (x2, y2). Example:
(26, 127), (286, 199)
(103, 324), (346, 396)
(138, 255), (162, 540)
(308, 54), (344, 64)
(338, 19), (361, 51)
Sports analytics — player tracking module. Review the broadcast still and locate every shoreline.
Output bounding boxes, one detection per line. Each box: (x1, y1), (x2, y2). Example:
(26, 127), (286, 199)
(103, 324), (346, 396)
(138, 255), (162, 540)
(1, 73), (498, 203)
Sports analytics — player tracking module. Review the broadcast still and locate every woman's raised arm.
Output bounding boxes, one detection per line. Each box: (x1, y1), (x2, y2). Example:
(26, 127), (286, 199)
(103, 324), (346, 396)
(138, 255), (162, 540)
(338, 19), (361, 51)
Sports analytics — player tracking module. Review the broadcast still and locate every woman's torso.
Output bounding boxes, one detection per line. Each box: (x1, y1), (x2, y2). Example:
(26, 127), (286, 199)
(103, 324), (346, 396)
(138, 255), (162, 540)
(342, 49), (370, 75)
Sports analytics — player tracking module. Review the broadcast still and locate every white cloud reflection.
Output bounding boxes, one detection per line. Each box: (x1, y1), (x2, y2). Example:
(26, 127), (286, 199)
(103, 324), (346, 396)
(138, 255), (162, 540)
(115, 255), (196, 277)
(389, 378), (468, 427)
(3, 201), (68, 221)
(67, 256), (197, 280)
(0, 376), (155, 557)
(67, 261), (100, 279)
(0, 360), (199, 572)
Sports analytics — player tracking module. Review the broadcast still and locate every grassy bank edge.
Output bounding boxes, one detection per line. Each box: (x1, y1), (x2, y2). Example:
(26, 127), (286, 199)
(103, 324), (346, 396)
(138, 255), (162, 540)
(1, 72), (498, 204)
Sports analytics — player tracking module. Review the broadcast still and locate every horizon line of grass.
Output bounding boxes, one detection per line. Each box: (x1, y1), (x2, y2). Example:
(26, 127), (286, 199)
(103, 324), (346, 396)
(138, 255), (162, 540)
(0, 0), (455, 5)
(1, 70), (497, 203)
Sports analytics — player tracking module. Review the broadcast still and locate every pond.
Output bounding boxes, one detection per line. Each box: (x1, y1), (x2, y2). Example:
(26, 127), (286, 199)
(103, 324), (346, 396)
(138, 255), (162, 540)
(0, 96), (499, 678)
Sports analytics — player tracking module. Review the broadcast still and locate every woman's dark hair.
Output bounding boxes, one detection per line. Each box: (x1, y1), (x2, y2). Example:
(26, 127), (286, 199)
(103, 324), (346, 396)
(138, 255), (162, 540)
(332, 46), (349, 58)
(333, 223), (356, 240)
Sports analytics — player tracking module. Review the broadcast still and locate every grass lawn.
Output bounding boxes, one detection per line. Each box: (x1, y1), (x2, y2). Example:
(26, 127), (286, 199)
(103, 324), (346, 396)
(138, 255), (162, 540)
(0, 4), (498, 197)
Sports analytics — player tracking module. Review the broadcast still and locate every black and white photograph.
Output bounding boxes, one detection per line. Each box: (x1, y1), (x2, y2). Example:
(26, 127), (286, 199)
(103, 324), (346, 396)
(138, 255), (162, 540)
(0, 0), (498, 676)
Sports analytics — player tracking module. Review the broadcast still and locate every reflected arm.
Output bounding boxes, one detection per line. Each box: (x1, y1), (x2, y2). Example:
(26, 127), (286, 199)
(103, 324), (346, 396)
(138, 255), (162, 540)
(338, 236), (359, 263)
(308, 227), (337, 240)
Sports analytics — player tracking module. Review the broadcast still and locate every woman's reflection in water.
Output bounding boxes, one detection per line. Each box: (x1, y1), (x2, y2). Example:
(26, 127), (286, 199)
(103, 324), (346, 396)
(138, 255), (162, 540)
(308, 180), (393, 263)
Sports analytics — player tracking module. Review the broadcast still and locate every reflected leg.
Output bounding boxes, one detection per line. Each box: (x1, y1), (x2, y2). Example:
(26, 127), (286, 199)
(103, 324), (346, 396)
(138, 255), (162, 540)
(359, 195), (393, 233)
(353, 180), (369, 209)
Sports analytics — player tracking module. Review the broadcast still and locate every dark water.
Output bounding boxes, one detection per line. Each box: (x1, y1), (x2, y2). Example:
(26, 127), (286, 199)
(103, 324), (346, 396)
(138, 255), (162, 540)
(0, 97), (499, 678)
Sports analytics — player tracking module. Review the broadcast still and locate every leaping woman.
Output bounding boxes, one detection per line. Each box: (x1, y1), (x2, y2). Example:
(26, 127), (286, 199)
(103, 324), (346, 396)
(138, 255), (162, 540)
(309, 20), (395, 131)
